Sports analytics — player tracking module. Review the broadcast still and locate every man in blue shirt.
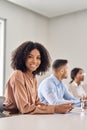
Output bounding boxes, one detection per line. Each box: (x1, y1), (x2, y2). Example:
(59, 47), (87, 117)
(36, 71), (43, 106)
(38, 59), (80, 107)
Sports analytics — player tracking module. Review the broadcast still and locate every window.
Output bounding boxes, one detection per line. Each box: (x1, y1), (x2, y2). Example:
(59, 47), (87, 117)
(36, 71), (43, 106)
(0, 18), (6, 96)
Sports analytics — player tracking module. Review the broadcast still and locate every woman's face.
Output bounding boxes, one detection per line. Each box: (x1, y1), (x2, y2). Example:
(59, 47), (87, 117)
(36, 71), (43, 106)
(76, 70), (84, 81)
(25, 49), (41, 73)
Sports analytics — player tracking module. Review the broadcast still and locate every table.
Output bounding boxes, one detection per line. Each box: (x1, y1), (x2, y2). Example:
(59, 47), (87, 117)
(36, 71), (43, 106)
(0, 108), (87, 130)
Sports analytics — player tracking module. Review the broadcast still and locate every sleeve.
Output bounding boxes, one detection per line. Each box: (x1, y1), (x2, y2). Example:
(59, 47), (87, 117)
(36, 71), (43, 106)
(38, 81), (65, 105)
(63, 84), (80, 106)
(12, 71), (55, 114)
(12, 71), (36, 113)
(63, 84), (77, 100)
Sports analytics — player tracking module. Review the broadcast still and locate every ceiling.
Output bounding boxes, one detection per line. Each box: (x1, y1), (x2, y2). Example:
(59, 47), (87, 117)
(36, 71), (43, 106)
(6, 0), (87, 18)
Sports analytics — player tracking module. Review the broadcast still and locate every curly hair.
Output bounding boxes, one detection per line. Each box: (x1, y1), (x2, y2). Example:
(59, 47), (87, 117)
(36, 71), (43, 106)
(11, 41), (51, 75)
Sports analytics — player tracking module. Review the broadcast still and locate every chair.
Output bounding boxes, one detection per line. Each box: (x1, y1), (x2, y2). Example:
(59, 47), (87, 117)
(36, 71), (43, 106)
(0, 96), (5, 112)
(0, 96), (6, 117)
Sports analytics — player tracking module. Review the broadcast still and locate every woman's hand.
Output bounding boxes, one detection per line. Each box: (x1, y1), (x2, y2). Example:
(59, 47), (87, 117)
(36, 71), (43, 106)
(55, 103), (73, 114)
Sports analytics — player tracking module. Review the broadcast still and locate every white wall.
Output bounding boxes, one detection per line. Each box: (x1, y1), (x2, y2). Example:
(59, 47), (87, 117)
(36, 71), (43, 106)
(48, 10), (87, 84)
(1, 0), (87, 91)
(0, 0), (49, 91)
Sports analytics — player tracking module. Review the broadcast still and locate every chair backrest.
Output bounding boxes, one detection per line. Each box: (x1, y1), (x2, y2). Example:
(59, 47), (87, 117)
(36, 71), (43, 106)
(0, 96), (5, 103)
(0, 96), (5, 112)
(0, 96), (9, 118)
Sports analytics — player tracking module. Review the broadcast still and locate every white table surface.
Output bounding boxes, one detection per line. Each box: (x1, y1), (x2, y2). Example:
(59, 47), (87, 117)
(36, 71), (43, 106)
(0, 108), (87, 130)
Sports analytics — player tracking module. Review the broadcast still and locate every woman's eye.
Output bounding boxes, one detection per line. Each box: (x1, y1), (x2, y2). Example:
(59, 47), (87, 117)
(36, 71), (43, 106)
(27, 55), (41, 60)
(27, 55), (32, 58)
(37, 57), (41, 60)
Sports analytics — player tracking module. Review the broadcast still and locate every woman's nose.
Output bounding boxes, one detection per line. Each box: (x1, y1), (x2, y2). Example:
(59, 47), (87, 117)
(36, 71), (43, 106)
(32, 58), (37, 63)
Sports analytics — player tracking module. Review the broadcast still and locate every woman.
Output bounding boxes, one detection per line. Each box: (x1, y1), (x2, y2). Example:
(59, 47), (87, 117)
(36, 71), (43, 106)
(3, 41), (73, 114)
(69, 68), (87, 99)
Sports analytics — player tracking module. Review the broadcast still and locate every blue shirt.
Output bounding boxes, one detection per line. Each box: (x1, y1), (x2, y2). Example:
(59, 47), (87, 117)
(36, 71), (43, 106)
(38, 74), (80, 107)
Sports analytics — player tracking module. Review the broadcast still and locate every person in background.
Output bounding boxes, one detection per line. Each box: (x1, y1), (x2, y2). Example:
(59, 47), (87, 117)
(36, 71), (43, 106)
(38, 59), (80, 107)
(3, 41), (73, 115)
(68, 68), (87, 99)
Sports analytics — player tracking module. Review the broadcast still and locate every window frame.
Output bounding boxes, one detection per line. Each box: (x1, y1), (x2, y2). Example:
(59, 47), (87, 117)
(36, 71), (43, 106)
(0, 18), (6, 96)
